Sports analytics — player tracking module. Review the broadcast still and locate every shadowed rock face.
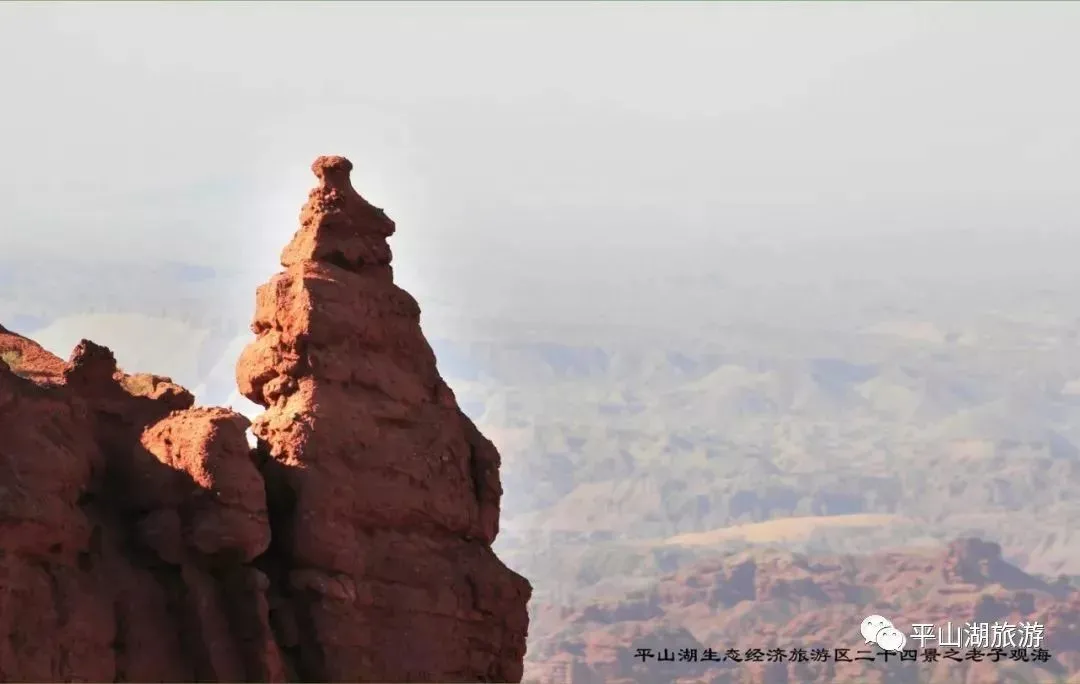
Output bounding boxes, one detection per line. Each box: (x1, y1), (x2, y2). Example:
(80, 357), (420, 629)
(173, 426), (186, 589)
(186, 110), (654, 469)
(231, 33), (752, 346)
(237, 155), (532, 681)
(0, 156), (531, 682)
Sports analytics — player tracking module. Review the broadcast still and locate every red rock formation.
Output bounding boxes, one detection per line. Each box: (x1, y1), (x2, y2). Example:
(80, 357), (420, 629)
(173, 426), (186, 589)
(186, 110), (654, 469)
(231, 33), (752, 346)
(526, 540), (1080, 684)
(0, 332), (275, 682)
(0, 155), (530, 682)
(236, 155), (530, 682)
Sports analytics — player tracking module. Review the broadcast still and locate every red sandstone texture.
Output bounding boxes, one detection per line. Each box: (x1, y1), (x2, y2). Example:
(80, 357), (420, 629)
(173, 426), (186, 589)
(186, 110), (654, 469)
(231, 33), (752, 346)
(526, 539), (1080, 684)
(0, 156), (530, 682)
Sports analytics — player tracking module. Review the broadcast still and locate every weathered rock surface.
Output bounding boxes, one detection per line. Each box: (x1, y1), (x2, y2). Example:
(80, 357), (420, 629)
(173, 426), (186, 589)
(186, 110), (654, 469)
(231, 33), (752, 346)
(236, 155), (530, 682)
(0, 332), (271, 682)
(0, 156), (530, 682)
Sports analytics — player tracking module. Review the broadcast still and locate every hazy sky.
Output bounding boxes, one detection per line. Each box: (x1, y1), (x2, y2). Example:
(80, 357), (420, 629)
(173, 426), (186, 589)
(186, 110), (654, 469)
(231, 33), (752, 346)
(2, 2), (1080, 291)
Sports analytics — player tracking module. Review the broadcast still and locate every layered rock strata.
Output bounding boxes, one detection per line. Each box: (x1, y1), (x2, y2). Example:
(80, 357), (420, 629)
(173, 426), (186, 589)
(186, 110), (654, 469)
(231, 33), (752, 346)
(236, 155), (531, 682)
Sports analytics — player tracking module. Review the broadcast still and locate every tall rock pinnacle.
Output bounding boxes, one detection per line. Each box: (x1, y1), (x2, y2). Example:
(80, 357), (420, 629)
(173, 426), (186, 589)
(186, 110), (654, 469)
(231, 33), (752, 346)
(236, 156), (532, 681)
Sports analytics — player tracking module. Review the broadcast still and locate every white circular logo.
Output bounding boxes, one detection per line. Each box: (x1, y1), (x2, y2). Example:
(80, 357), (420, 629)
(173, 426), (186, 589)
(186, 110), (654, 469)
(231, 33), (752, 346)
(876, 626), (907, 652)
(860, 614), (893, 644)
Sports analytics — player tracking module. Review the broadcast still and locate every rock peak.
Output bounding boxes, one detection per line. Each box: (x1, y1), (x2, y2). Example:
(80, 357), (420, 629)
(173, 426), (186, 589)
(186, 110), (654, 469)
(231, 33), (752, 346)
(238, 157), (531, 680)
(64, 338), (119, 383)
(280, 155), (396, 273)
(311, 155), (354, 191)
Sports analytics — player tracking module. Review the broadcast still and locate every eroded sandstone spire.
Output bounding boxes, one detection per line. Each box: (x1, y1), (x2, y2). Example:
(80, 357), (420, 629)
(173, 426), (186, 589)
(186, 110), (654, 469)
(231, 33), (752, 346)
(236, 156), (532, 681)
(0, 156), (529, 682)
